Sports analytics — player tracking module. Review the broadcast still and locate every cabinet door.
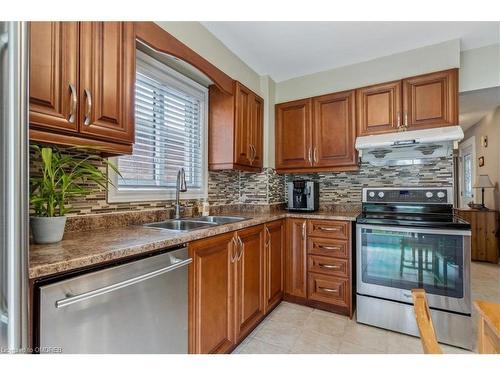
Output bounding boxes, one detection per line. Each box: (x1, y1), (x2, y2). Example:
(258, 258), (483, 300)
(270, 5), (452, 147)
(312, 90), (357, 168)
(356, 81), (402, 136)
(276, 99), (313, 170)
(403, 69), (458, 130)
(250, 94), (264, 168)
(79, 22), (135, 144)
(265, 220), (284, 312)
(285, 219), (307, 299)
(29, 22), (79, 133)
(234, 82), (252, 167)
(234, 225), (265, 340)
(189, 233), (236, 354)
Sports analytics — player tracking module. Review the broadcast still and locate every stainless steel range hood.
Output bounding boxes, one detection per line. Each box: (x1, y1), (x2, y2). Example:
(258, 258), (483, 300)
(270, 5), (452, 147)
(355, 126), (464, 166)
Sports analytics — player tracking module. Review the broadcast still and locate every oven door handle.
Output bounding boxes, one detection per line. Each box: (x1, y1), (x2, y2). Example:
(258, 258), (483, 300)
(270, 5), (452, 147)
(355, 223), (471, 237)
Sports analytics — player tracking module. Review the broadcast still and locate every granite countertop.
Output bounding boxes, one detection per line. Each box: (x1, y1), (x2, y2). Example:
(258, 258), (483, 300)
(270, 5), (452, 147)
(29, 210), (360, 280)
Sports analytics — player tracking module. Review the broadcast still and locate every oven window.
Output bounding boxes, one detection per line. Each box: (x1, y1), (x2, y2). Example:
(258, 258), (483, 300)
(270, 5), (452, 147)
(360, 228), (464, 298)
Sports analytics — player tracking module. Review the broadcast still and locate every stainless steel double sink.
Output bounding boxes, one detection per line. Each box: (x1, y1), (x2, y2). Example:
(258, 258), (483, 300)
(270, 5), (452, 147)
(143, 216), (249, 232)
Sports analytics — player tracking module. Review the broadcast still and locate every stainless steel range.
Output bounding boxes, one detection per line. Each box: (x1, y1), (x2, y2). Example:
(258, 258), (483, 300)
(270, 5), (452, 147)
(356, 187), (472, 350)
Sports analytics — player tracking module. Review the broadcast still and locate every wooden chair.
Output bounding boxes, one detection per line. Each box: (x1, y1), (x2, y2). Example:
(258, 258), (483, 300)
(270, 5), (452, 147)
(411, 289), (443, 354)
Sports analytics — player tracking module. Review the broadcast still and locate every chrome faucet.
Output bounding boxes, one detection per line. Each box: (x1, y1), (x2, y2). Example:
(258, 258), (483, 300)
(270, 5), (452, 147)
(174, 168), (187, 219)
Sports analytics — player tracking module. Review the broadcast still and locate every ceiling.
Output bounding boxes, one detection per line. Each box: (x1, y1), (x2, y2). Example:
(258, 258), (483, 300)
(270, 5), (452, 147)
(460, 87), (500, 131)
(202, 21), (500, 82)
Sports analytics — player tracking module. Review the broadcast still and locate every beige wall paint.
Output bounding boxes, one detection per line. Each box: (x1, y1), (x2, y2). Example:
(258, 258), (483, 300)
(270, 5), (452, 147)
(460, 43), (500, 93)
(155, 21), (262, 95)
(154, 21), (277, 168)
(275, 39), (460, 103)
(260, 76), (276, 168)
(463, 106), (500, 209)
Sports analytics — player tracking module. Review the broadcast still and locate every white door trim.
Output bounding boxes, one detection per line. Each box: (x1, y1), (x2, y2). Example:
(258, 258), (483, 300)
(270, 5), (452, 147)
(458, 136), (476, 208)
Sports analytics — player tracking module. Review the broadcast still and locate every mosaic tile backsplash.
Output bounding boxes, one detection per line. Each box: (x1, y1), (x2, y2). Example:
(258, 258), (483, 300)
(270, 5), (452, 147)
(29, 146), (286, 216)
(30, 145), (453, 216)
(285, 157), (454, 205)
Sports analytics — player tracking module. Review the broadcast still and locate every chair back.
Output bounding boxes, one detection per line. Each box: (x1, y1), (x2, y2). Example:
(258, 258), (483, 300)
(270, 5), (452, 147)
(412, 289), (443, 354)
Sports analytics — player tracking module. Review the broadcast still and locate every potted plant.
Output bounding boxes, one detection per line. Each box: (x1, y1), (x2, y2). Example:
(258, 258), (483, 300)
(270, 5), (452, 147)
(30, 145), (120, 244)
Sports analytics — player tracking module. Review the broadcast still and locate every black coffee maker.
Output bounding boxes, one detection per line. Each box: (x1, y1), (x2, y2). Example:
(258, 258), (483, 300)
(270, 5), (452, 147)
(287, 180), (319, 212)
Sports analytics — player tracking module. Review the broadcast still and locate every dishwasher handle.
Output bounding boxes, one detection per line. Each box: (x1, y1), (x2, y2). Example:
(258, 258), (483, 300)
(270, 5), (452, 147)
(55, 257), (192, 309)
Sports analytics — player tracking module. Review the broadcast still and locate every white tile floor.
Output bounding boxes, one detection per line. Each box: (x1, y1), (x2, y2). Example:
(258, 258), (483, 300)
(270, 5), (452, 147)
(233, 261), (500, 354)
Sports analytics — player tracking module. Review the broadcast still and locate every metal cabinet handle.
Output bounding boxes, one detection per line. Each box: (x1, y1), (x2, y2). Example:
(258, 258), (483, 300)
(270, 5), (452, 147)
(265, 227), (271, 247)
(83, 88), (92, 126)
(397, 111), (401, 129)
(251, 144), (256, 163)
(317, 245), (341, 251)
(231, 236), (238, 263)
(319, 287), (338, 294)
(308, 147), (312, 164)
(237, 236), (244, 261)
(68, 83), (77, 123)
(301, 221), (306, 240)
(318, 263), (341, 270)
(404, 112), (408, 127)
(313, 147), (318, 163)
(55, 258), (193, 309)
(318, 226), (339, 232)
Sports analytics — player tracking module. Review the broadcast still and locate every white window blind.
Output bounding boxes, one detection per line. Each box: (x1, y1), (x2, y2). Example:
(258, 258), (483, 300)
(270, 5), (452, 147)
(109, 51), (208, 202)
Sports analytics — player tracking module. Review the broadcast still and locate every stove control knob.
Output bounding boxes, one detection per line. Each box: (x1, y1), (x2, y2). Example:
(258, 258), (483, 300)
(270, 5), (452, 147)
(437, 191), (445, 198)
(369, 192), (375, 198)
(426, 191), (434, 198)
(378, 192), (385, 198)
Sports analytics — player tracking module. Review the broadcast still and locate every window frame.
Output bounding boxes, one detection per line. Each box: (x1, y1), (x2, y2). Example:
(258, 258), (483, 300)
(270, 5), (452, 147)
(107, 50), (209, 203)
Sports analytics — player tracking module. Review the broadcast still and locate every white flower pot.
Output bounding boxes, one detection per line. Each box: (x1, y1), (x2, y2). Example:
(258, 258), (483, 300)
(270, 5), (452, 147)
(30, 216), (67, 244)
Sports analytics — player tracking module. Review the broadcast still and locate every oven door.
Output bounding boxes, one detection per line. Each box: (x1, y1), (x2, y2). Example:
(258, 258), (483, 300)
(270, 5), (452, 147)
(356, 224), (471, 314)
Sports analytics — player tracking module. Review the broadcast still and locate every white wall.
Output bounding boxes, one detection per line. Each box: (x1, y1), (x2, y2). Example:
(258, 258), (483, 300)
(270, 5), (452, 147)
(460, 43), (500, 93)
(275, 39), (460, 103)
(463, 106), (500, 209)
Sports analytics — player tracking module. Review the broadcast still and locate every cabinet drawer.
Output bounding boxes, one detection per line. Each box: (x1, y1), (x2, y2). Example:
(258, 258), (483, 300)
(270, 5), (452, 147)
(307, 237), (349, 258)
(307, 273), (349, 308)
(307, 220), (349, 239)
(308, 255), (348, 277)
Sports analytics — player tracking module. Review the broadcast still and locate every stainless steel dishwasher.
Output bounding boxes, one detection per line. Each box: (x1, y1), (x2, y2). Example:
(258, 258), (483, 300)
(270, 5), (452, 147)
(38, 246), (191, 354)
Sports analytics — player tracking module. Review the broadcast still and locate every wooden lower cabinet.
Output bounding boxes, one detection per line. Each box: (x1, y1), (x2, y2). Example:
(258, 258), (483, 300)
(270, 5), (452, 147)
(189, 223), (282, 353)
(234, 225), (265, 340)
(189, 218), (352, 353)
(285, 218), (308, 299)
(456, 209), (499, 263)
(284, 218), (354, 317)
(189, 232), (236, 354)
(265, 220), (284, 313)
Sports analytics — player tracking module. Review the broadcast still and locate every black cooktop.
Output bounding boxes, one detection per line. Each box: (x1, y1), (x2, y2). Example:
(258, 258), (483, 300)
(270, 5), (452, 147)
(356, 212), (471, 230)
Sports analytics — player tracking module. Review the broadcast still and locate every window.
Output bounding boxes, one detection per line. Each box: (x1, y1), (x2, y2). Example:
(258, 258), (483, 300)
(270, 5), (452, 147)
(463, 153), (472, 198)
(108, 50), (208, 202)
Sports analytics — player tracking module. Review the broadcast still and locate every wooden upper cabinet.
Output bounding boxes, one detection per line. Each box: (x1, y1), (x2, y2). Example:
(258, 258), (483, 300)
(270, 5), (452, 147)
(275, 98), (313, 170)
(356, 80), (402, 136)
(29, 22), (79, 133)
(250, 94), (264, 168)
(234, 83), (252, 166)
(403, 69), (458, 130)
(234, 225), (265, 340)
(312, 90), (357, 169)
(28, 21), (135, 155)
(189, 233), (236, 354)
(79, 22), (135, 144)
(208, 82), (263, 172)
(265, 220), (284, 313)
(285, 218), (307, 299)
